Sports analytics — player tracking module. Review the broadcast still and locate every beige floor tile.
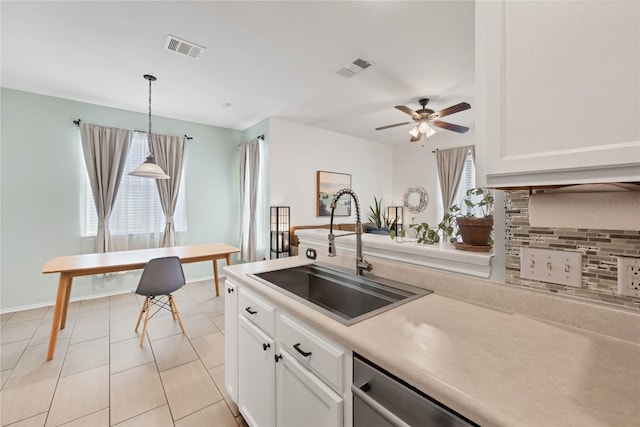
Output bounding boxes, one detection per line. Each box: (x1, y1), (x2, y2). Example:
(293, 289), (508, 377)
(190, 331), (225, 369)
(61, 336), (109, 377)
(1, 312), (14, 322)
(1, 320), (40, 344)
(109, 336), (154, 375)
(113, 405), (173, 427)
(144, 313), (186, 342)
(10, 338), (69, 379)
(181, 313), (218, 339)
(40, 303), (80, 326)
(160, 360), (222, 421)
(172, 298), (202, 319)
(45, 365), (109, 427)
(1, 369), (12, 389)
(0, 368), (59, 425)
(109, 316), (140, 344)
(78, 298), (110, 314)
(6, 308), (49, 325)
(198, 297), (225, 315)
(29, 318), (75, 346)
(150, 334), (198, 372)
(175, 400), (237, 427)
(109, 300), (140, 323)
(110, 363), (166, 425)
(5, 412), (47, 427)
(59, 408), (109, 427)
(109, 292), (138, 305)
(209, 365), (240, 417)
(209, 313), (225, 334)
(1, 339), (29, 371)
(70, 311), (109, 345)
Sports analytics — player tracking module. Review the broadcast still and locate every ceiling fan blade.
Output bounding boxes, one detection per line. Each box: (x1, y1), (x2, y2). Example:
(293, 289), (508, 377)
(428, 102), (471, 120)
(395, 105), (422, 120)
(431, 120), (470, 133)
(375, 121), (413, 131)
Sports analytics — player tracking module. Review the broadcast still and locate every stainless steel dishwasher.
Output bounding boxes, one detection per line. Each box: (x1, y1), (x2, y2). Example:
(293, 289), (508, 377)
(353, 354), (479, 427)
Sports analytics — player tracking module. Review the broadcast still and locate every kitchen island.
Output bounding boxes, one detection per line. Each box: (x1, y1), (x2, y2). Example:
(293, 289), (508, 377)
(224, 256), (639, 426)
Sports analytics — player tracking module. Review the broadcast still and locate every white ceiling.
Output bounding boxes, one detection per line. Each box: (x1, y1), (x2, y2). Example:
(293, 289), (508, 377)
(0, 1), (475, 145)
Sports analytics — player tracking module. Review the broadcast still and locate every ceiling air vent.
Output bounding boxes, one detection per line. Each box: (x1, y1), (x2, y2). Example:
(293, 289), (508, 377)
(335, 57), (372, 78)
(164, 35), (205, 60)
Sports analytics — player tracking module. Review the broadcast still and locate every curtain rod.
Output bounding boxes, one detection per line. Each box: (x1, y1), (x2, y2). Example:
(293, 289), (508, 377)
(73, 119), (193, 140)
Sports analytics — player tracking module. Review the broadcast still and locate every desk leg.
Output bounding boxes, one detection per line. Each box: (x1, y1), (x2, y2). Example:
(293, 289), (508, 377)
(213, 258), (220, 297)
(60, 275), (73, 329)
(47, 273), (72, 361)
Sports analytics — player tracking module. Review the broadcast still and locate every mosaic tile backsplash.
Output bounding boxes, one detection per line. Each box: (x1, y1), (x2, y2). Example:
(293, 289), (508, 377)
(504, 190), (640, 311)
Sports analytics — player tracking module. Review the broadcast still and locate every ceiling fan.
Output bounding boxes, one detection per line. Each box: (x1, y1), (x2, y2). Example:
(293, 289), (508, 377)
(375, 98), (471, 142)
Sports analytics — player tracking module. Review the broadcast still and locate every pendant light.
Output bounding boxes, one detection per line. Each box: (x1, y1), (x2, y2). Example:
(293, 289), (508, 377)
(129, 74), (170, 179)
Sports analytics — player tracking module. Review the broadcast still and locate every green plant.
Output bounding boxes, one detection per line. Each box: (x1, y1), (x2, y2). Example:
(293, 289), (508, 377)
(460, 188), (494, 218)
(437, 205), (460, 243)
(409, 221), (440, 244)
(368, 196), (388, 229)
(389, 222), (406, 240)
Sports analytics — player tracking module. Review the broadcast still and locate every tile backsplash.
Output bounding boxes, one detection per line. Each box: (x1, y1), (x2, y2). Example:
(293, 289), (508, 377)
(504, 190), (640, 311)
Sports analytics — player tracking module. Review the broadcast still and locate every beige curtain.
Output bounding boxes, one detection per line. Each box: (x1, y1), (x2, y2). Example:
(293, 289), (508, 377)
(80, 123), (133, 252)
(436, 145), (474, 212)
(150, 133), (187, 247)
(239, 138), (262, 262)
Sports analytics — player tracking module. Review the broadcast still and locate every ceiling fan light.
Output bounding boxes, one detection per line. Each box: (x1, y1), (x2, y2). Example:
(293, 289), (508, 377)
(425, 126), (436, 138)
(418, 120), (430, 133)
(408, 126), (420, 138)
(129, 155), (170, 179)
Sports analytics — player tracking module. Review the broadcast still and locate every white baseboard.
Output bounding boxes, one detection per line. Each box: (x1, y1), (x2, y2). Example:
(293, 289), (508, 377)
(0, 274), (221, 315)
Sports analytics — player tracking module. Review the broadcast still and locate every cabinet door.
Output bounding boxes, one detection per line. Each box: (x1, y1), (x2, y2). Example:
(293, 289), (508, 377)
(238, 316), (276, 427)
(224, 280), (238, 402)
(477, 0), (640, 187)
(276, 349), (343, 427)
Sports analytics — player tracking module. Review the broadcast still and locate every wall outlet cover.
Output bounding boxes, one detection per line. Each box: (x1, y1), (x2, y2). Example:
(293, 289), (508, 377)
(617, 256), (640, 297)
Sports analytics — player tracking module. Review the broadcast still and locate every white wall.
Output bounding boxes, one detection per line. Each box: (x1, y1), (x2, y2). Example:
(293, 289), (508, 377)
(0, 88), (242, 311)
(268, 118), (393, 227)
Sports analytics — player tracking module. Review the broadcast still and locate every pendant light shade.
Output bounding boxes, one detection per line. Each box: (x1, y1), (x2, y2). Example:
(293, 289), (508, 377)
(129, 74), (170, 180)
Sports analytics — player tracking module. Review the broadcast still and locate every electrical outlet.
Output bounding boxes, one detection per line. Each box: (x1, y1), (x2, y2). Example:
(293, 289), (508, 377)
(617, 256), (640, 297)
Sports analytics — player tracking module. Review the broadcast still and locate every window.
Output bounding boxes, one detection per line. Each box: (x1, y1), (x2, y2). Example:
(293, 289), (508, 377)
(453, 148), (477, 215)
(84, 131), (186, 237)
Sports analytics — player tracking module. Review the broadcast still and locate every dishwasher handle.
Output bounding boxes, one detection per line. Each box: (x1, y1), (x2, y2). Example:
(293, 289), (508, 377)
(351, 383), (411, 427)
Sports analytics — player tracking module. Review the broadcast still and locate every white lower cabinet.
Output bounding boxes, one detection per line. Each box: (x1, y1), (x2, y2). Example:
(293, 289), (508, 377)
(224, 280), (238, 402)
(276, 348), (343, 427)
(238, 316), (276, 427)
(225, 285), (350, 427)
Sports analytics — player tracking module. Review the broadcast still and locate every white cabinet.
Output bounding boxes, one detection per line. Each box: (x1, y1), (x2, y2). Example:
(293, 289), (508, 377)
(238, 316), (276, 427)
(224, 280), (238, 402)
(476, 0), (640, 187)
(225, 285), (350, 427)
(276, 349), (343, 427)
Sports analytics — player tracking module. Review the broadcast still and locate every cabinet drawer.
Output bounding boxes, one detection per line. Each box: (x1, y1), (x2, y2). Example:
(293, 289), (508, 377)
(239, 288), (276, 337)
(278, 313), (346, 393)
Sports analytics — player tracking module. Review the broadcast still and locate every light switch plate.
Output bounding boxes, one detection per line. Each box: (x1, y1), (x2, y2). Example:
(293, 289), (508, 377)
(520, 247), (582, 287)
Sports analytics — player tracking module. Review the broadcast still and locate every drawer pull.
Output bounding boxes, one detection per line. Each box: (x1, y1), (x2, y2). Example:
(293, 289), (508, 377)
(245, 307), (257, 315)
(275, 354), (282, 362)
(263, 343), (270, 351)
(293, 343), (312, 357)
(227, 287), (234, 294)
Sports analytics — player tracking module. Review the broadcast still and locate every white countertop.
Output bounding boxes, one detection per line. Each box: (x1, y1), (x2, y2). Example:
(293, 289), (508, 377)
(224, 257), (640, 427)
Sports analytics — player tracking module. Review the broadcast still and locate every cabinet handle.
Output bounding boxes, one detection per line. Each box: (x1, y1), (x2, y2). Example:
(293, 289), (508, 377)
(263, 343), (270, 351)
(245, 307), (257, 315)
(293, 343), (312, 357)
(227, 287), (234, 294)
(275, 354), (282, 362)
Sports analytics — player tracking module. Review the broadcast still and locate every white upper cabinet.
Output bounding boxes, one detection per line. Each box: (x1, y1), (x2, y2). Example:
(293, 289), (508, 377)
(476, 0), (640, 187)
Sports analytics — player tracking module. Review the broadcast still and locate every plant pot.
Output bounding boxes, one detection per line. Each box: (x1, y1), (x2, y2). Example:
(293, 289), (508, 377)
(456, 217), (494, 246)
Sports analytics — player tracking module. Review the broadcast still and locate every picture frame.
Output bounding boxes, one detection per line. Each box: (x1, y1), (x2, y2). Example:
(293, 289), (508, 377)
(317, 171), (352, 217)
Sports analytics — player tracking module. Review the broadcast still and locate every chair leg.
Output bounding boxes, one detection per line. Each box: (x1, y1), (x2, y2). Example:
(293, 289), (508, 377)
(139, 297), (152, 347)
(135, 297), (147, 333)
(169, 295), (186, 335)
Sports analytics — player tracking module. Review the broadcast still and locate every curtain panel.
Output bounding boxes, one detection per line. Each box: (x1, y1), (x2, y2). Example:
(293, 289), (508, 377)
(436, 145), (474, 213)
(150, 133), (187, 247)
(239, 138), (262, 262)
(80, 123), (133, 252)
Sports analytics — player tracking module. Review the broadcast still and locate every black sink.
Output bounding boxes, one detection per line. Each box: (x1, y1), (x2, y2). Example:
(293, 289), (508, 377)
(251, 263), (431, 325)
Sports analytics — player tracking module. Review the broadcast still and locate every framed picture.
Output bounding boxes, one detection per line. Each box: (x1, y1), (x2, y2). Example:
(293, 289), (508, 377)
(317, 171), (351, 217)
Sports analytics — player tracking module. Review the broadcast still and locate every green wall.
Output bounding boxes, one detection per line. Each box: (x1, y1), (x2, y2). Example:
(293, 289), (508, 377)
(0, 88), (242, 311)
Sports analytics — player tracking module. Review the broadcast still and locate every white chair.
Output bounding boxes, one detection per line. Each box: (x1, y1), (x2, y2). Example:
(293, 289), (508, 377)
(134, 256), (186, 346)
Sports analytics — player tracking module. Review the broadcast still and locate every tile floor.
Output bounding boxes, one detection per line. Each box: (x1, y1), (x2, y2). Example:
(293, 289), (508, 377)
(0, 279), (247, 427)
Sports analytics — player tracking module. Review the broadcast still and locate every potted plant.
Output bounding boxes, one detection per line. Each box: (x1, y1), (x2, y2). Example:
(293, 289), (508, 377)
(367, 196), (390, 233)
(455, 188), (494, 249)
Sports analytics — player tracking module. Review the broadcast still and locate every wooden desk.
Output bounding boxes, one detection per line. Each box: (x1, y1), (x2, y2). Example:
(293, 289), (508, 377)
(42, 243), (240, 360)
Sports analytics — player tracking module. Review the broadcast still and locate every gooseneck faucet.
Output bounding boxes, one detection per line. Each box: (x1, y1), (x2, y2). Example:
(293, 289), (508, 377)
(328, 188), (372, 276)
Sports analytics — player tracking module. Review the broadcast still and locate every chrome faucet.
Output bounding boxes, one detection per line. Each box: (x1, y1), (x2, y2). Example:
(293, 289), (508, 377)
(328, 188), (372, 276)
